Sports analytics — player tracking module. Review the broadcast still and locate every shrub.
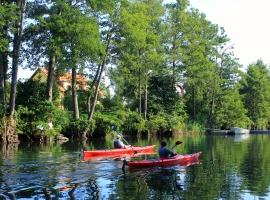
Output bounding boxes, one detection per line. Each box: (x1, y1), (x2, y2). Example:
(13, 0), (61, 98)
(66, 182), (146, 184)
(91, 112), (122, 138)
(62, 118), (92, 139)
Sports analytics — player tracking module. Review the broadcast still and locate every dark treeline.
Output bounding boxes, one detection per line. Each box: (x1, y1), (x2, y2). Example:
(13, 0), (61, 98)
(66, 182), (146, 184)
(0, 0), (269, 143)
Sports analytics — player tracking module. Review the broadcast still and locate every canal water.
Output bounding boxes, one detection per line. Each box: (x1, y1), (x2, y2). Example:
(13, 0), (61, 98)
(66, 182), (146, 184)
(0, 133), (270, 199)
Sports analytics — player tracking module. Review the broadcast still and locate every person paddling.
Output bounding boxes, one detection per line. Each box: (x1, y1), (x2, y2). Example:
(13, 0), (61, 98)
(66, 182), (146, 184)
(114, 135), (130, 148)
(158, 140), (175, 158)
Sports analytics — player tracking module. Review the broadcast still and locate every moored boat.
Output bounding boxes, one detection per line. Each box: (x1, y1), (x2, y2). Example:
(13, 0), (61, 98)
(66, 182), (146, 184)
(127, 151), (202, 168)
(230, 127), (250, 135)
(83, 145), (156, 157)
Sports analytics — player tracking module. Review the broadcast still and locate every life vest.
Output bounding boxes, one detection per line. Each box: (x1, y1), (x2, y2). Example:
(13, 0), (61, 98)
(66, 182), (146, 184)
(158, 146), (166, 158)
(114, 140), (122, 148)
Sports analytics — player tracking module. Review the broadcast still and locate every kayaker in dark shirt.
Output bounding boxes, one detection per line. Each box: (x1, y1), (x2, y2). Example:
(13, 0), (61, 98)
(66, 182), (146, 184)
(114, 135), (129, 148)
(158, 140), (175, 158)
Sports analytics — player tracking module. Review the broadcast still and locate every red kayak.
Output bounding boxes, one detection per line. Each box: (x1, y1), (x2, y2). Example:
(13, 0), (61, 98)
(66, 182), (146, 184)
(128, 151), (202, 168)
(84, 150), (157, 161)
(83, 145), (156, 157)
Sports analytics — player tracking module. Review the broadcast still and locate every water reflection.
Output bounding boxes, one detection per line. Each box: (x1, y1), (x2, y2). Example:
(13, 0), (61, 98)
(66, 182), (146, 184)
(232, 133), (250, 142)
(1, 135), (270, 199)
(122, 159), (202, 197)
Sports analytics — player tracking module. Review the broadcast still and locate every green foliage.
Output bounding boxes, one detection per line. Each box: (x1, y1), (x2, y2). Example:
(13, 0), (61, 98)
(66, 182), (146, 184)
(15, 101), (61, 139)
(180, 120), (204, 134)
(14, 79), (65, 138)
(91, 112), (121, 137)
(146, 112), (188, 134)
(9, 0), (270, 139)
(240, 59), (270, 129)
(0, 104), (9, 135)
(62, 118), (93, 139)
(102, 95), (125, 111)
(146, 113), (169, 134)
(121, 111), (147, 135)
(0, 2), (18, 52)
(148, 74), (183, 116)
(16, 79), (59, 108)
(211, 87), (250, 129)
(95, 103), (104, 111)
(16, 79), (46, 108)
(63, 90), (88, 112)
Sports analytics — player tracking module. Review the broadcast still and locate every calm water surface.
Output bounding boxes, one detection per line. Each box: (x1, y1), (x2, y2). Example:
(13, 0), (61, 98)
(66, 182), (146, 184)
(1, 134), (270, 200)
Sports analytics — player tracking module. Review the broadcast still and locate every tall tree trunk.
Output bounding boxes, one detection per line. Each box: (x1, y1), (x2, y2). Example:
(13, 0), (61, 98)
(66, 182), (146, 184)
(208, 80), (216, 127)
(8, 0), (27, 143)
(0, 17), (9, 143)
(0, 23), (8, 105)
(88, 6), (121, 121)
(72, 67), (79, 119)
(88, 62), (105, 121)
(88, 31), (114, 120)
(138, 67), (141, 115)
(144, 82), (147, 120)
(87, 66), (100, 120)
(46, 56), (55, 102)
(192, 85), (196, 120)
(0, 54), (6, 105)
(9, 0), (27, 119)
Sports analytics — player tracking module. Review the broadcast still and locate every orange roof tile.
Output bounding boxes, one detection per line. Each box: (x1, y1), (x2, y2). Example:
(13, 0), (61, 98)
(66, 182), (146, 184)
(58, 85), (66, 92)
(39, 67), (48, 76)
(35, 67), (88, 84)
(57, 72), (88, 83)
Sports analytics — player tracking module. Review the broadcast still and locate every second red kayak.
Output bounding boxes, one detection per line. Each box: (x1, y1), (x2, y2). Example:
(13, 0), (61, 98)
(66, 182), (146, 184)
(84, 150), (157, 161)
(83, 145), (156, 157)
(128, 151), (202, 168)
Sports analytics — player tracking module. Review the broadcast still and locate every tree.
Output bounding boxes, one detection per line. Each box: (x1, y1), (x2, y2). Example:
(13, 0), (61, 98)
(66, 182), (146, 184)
(206, 31), (248, 129)
(87, 0), (126, 121)
(163, 4), (217, 121)
(0, 2), (18, 106)
(0, 0), (28, 143)
(23, 1), (63, 103)
(112, 0), (164, 120)
(240, 59), (270, 129)
(59, 2), (101, 119)
(16, 78), (59, 108)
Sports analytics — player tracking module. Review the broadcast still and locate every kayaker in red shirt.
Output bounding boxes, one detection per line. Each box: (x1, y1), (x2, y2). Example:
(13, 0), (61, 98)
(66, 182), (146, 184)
(114, 135), (129, 148)
(158, 140), (175, 158)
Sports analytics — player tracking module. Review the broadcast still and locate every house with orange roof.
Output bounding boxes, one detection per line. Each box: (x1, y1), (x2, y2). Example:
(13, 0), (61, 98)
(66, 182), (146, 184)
(30, 67), (105, 109)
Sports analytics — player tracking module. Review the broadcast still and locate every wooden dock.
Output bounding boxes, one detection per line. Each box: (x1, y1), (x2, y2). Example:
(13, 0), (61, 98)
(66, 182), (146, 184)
(250, 130), (270, 134)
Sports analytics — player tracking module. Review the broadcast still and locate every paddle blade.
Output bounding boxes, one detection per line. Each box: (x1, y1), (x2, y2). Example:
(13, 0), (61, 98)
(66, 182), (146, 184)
(111, 125), (117, 131)
(171, 141), (183, 150)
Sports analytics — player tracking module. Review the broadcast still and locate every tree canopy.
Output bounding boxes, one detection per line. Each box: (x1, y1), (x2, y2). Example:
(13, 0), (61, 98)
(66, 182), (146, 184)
(1, 0), (269, 142)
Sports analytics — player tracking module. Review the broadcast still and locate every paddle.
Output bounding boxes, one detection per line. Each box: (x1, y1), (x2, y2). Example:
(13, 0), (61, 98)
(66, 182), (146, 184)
(171, 141), (182, 150)
(169, 141), (182, 157)
(110, 126), (137, 154)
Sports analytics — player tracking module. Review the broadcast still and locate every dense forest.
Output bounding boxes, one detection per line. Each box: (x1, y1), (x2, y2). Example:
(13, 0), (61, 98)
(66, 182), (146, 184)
(1, 0), (269, 143)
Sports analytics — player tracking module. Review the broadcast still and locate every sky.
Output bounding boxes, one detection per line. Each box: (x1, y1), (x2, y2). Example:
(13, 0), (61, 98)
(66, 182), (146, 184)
(176, 0), (270, 69)
(18, 0), (270, 79)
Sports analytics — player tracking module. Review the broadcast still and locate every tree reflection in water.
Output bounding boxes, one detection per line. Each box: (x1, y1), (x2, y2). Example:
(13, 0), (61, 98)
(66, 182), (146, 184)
(123, 159), (201, 195)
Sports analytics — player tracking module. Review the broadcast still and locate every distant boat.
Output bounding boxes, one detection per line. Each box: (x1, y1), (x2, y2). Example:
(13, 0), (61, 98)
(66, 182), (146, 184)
(230, 127), (250, 135)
